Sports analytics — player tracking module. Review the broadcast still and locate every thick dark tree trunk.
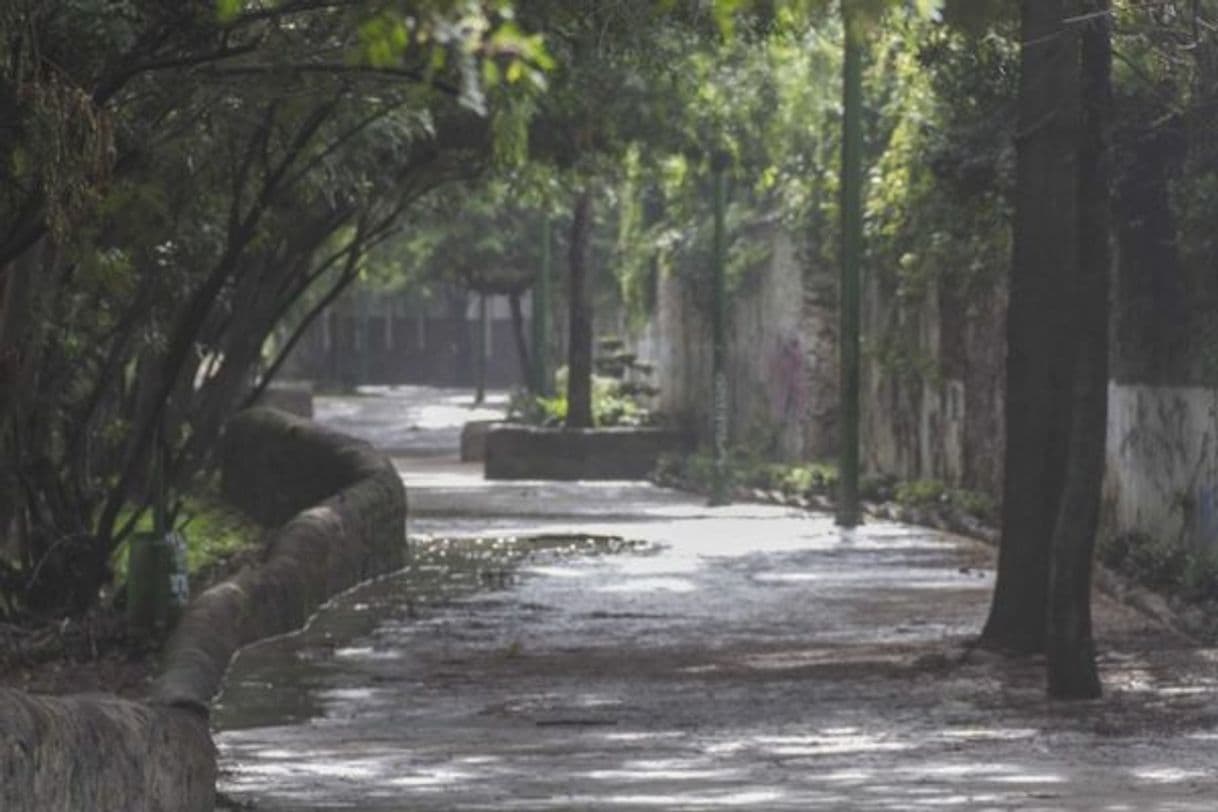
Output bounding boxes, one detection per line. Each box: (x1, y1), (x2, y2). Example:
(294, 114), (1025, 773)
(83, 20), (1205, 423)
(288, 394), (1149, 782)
(566, 188), (595, 429)
(508, 291), (533, 388)
(448, 288), (472, 388)
(0, 252), (34, 566)
(981, 0), (1080, 654)
(0, 243), (41, 427)
(1046, 0), (1112, 701)
(474, 292), (487, 406)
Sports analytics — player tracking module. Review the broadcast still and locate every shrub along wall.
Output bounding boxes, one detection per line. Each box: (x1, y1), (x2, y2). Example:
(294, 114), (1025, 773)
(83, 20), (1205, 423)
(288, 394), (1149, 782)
(0, 407), (407, 811)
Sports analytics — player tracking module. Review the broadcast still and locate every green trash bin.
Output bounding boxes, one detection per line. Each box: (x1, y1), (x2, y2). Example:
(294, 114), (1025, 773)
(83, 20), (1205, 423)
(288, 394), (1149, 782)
(127, 531), (189, 634)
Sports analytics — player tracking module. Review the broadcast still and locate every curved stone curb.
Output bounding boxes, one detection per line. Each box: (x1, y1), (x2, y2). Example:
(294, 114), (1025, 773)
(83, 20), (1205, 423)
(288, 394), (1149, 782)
(0, 689), (214, 811)
(154, 407), (407, 711)
(1, 407), (407, 811)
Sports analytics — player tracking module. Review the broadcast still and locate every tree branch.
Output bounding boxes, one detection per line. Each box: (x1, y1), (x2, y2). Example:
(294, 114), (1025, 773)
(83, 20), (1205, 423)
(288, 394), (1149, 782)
(198, 62), (462, 97)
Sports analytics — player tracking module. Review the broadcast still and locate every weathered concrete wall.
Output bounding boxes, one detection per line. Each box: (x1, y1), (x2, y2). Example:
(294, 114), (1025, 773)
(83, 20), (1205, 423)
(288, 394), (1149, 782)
(635, 223), (837, 462)
(1102, 383), (1218, 550)
(484, 425), (695, 480)
(0, 689), (214, 811)
(631, 204), (1218, 582)
(0, 407), (406, 811)
(863, 281), (962, 486)
(634, 217), (1000, 485)
(801, 235), (841, 461)
(861, 266), (1007, 495)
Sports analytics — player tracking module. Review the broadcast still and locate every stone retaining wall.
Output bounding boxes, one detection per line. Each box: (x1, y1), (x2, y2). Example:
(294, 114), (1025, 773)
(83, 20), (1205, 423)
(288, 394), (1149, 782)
(0, 689), (215, 811)
(0, 407), (407, 811)
(485, 425), (695, 480)
(156, 407), (406, 711)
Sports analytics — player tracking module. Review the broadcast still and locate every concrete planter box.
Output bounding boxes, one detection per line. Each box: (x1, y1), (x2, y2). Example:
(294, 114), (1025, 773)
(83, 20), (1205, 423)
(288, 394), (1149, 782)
(484, 425), (695, 480)
(460, 420), (503, 462)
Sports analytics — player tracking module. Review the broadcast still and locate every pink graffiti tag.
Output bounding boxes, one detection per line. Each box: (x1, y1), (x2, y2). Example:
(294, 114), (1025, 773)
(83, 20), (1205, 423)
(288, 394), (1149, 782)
(767, 335), (809, 424)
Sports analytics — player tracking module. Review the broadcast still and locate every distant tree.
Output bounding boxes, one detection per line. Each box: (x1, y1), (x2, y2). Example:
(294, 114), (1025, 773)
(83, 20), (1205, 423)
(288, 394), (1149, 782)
(515, 0), (724, 429)
(371, 174), (556, 392)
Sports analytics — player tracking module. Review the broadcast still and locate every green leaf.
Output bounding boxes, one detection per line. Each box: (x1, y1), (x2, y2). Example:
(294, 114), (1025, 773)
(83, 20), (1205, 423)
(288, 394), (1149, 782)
(216, 0), (240, 23)
(941, 0), (1012, 33)
(482, 59), (501, 88)
(712, 0), (748, 35)
(911, 0), (943, 19)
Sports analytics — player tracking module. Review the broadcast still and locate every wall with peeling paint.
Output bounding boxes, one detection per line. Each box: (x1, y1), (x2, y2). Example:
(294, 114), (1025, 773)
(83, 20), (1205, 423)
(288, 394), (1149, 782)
(1103, 383), (1218, 550)
(860, 259), (1007, 496)
(632, 222), (838, 462)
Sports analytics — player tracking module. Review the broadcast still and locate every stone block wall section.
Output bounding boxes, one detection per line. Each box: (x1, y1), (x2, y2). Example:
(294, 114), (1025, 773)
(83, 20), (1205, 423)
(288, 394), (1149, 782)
(155, 407), (407, 711)
(485, 425), (695, 480)
(0, 407), (407, 811)
(0, 689), (215, 810)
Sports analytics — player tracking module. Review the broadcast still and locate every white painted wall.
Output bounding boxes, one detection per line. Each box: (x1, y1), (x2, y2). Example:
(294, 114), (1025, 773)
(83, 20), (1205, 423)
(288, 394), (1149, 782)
(1103, 383), (1218, 549)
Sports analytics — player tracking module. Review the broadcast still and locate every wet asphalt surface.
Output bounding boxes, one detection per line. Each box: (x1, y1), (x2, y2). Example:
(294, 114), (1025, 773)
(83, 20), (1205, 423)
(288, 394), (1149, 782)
(214, 386), (1218, 811)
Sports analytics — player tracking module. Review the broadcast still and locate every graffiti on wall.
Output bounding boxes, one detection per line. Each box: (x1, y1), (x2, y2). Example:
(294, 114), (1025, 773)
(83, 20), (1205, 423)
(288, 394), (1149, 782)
(767, 334), (810, 425)
(1196, 485), (1218, 548)
(1107, 384), (1218, 552)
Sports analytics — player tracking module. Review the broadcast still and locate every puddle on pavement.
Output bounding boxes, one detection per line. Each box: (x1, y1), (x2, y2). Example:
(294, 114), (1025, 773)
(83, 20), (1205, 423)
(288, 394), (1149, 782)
(213, 533), (647, 732)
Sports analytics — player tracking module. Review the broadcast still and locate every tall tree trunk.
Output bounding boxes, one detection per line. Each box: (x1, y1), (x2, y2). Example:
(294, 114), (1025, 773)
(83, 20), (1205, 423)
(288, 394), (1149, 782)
(981, 0), (1080, 654)
(447, 287), (472, 388)
(532, 216), (552, 396)
(837, 13), (864, 526)
(474, 292), (487, 405)
(0, 251), (35, 570)
(1047, 0), (1112, 700)
(0, 243), (41, 426)
(566, 188), (595, 429)
(508, 291), (533, 388)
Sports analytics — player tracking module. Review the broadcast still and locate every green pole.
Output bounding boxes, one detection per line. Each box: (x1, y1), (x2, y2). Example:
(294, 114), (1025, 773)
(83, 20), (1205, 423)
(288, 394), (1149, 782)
(837, 14), (863, 528)
(129, 419), (171, 635)
(532, 215), (552, 396)
(710, 151), (730, 507)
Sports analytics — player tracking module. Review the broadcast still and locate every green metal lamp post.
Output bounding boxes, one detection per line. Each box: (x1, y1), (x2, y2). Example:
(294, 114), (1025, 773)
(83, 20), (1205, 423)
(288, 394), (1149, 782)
(837, 10), (864, 528)
(710, 150), (731, 507)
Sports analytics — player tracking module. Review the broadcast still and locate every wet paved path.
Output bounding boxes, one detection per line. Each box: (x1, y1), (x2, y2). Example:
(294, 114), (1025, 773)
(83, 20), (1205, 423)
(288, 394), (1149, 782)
(216, 387), (1218, 811)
